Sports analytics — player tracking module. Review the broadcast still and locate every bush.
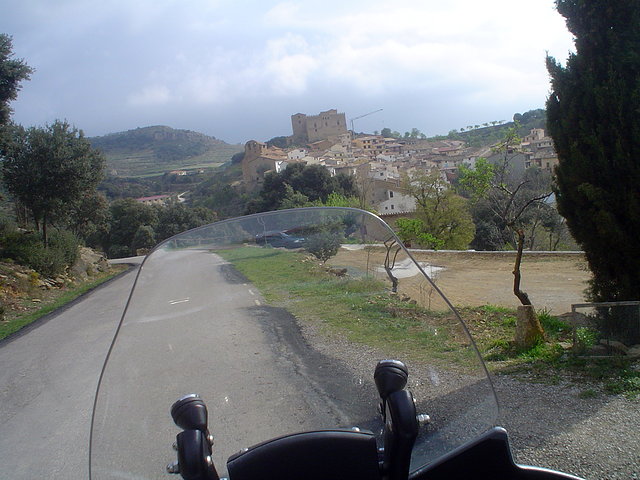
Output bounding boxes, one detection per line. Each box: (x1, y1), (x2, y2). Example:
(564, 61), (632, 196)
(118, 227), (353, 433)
(305, 231), (341, 263)
(537, 309), (571, 339)
(108, 244), (132, 259)
(48, 230), (80, 267)
(0, 228), (79, 277)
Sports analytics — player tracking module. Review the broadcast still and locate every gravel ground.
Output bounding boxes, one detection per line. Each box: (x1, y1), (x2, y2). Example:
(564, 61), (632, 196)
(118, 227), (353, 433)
(300, 319), (639, 480)
(495, 375), (640, 480)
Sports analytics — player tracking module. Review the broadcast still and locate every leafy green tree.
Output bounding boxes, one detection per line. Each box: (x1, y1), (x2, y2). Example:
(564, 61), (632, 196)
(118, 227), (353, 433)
(246, 163), (359, 213)
(316, 192), (361, 208)
(402, 171), (475, 249)
(409, 128), (422, 139)
(132, 225), (156, 252)
(546, 0), (640, 302)
(154, 201), (216, 241)
(467, 201), (509, 250)
(190, 167), (248, 220)
(2, 120), (105, 245)
(279, 184), (311, 209)
(266, 136), (289, 148)
(395, 218), (444, 249)
(61, 191), (110, 247)
(103, 199), (157, 257)
(0, 34), (33, 127)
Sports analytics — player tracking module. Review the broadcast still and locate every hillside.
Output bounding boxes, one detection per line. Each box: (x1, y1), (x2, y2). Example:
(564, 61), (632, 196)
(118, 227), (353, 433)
(89, 126), (243, 177)
(428, 108), (547, 147)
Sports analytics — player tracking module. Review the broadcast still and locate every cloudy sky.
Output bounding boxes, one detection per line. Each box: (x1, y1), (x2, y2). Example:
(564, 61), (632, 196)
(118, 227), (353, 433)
(2, 0), (574, 144)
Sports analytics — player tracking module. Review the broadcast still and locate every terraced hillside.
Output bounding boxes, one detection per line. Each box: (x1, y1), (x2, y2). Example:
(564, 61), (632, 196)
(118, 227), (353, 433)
(89, 125), (243, 177)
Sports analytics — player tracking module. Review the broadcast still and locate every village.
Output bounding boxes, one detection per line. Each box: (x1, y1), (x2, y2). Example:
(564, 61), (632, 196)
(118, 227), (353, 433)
(240, 109), (559, 217)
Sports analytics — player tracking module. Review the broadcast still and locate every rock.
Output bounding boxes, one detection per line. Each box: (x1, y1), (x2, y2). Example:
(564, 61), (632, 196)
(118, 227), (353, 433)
(627, 345), (640, 358)
(327, 268), (347, 277)
(558, 311), (593, 328)
(515, 305), (545, 350)
(586, 344), (609, 356)
(599, 339), (629, 354)
(70, 247), (109, 280)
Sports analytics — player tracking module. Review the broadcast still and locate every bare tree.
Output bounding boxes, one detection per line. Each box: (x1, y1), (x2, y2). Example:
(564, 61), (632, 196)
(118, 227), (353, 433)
(459, 126), (552, 306)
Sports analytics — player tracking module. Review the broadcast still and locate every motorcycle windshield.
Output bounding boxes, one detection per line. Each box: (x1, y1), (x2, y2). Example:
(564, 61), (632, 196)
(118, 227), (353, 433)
(90, 208), (498, 479)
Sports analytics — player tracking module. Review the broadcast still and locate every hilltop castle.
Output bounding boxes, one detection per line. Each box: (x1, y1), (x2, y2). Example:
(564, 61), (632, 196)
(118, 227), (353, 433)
(291, 109), (347, 143)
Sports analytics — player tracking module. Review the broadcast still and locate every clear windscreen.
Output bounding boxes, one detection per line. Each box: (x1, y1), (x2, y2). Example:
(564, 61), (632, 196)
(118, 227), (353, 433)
(90, 207), (498, 479)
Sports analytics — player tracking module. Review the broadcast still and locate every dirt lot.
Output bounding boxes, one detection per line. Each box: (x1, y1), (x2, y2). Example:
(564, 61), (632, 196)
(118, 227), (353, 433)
(332, 248), (590, 315)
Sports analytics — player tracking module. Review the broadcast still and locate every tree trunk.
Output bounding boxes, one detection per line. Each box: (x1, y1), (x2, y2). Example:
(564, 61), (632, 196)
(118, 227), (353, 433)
(512, 229), (532, 306)
(42, 212), (48, 247)
(384, 240), (400, 293)
(515, 305), (544, 350)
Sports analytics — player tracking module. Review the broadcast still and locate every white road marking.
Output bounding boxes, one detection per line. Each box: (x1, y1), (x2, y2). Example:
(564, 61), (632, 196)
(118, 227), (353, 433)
(169, 298), (190, 305)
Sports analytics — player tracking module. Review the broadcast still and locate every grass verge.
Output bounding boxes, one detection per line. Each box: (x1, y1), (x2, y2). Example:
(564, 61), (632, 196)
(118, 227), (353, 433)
(219, 247), (481, 371)
(0, 265), (128, 341)
(460, 305), (640, 398)
(221, 246), (640, 397)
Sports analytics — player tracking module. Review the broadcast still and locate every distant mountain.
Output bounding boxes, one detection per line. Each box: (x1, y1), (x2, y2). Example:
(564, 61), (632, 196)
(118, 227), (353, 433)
(89, 126), (243, 177)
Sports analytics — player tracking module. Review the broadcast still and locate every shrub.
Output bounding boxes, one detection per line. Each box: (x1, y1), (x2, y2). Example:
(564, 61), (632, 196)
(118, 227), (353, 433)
(305, 231), (341, 263)
(538, 309), (571, 339)
(0, 229), (79, 277)
(108, 244), (132, 259)
(575, 327), (599, 353)
(48, 230), (80, 267)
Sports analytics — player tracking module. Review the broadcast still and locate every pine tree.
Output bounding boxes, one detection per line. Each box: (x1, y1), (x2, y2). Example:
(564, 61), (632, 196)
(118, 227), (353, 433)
(546, 0), (640, 302)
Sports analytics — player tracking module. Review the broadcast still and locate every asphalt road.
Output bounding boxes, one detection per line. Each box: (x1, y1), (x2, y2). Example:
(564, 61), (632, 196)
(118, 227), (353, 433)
(0, 251), (377, 479)
(90, 249), (377, 478)
(0, 266), (139, 479)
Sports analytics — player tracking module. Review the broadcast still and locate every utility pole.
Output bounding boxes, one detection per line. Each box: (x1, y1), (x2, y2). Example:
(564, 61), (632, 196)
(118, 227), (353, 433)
(350, 109), (383, 134)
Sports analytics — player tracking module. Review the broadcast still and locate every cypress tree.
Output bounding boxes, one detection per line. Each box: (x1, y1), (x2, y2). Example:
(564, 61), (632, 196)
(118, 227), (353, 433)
(546, 0), (640, 302)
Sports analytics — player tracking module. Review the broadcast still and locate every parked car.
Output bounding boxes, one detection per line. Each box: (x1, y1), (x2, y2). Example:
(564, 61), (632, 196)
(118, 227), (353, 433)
(255, 231), (305, 248)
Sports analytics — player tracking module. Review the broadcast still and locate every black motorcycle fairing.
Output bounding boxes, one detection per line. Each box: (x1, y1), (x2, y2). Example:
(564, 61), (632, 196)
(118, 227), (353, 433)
(411, 427), (584, 480)
(227, 429), (381, 480)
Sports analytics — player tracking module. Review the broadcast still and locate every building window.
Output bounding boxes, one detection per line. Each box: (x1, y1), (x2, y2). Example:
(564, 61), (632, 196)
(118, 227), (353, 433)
(389, 191), (394, 198)
(391, 205), (395, 210)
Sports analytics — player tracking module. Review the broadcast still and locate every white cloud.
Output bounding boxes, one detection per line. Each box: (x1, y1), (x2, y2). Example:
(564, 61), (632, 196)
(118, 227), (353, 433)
(4, 0), (575, 140)
(128, 85), (172, 106)
(263, 34), (318, 95)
